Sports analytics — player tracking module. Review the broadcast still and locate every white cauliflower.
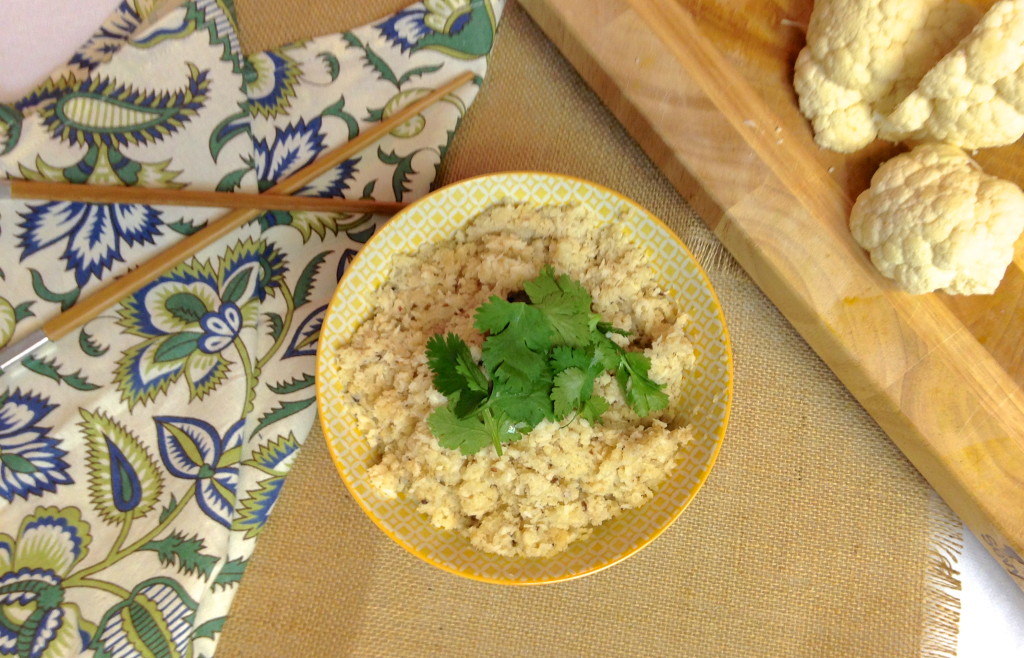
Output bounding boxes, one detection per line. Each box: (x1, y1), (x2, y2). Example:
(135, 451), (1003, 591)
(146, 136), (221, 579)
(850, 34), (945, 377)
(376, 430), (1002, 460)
(879, 0), (1024, 149)
(793, 0), (980, 153)
(850, 143), (1024, 295)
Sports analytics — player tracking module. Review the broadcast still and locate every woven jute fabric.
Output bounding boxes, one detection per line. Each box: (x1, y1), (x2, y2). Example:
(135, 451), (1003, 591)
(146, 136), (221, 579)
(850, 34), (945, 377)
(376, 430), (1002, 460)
(218, 2), (961, 656)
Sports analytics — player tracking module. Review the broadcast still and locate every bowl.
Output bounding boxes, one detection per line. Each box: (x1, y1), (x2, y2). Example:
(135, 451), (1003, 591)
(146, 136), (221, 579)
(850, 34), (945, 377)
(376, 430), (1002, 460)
(315, 172), (733, 584)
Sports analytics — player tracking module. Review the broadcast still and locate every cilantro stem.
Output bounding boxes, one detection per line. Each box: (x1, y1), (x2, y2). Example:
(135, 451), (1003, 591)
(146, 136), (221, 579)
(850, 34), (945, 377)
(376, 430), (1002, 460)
(482, 408), (503, 456)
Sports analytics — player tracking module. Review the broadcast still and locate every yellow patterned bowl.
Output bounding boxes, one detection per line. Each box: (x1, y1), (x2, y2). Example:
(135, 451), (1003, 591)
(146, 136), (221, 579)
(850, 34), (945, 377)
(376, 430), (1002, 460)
(316, 172), (732, 584)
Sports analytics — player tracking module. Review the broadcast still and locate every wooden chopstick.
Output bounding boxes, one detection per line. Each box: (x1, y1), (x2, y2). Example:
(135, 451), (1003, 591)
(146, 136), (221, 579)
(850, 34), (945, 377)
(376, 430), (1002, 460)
(0, 70), (474, 370)
(0, 179), (408, 215)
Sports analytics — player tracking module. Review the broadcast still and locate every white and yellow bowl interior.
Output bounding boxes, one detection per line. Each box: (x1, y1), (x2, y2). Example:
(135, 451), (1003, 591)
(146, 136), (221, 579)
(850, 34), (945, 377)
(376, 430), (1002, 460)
(316, 172), (733, 585)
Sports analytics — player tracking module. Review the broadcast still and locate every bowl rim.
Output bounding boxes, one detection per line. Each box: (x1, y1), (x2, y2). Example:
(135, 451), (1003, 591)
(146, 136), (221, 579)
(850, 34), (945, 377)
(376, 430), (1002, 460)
(315, 170), (734, 585)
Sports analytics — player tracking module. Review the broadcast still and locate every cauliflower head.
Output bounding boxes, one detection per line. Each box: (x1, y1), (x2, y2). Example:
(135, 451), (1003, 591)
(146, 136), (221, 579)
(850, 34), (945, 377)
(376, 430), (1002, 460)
(879, 0), (1024, 149)
(794, 0), (980, 153)
(850, 143), (1024, 295)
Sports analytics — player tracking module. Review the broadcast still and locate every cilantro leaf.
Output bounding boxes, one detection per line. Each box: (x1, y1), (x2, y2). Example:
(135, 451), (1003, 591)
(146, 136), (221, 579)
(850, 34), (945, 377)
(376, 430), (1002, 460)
(427, 333), (480, 394)
(491, 410), (530, 451)
(617, 351), (669, 417)
(426, 333), (488, 417)
(484, 333), (550, 390)
(551, 367), (592, 418)
(490, 370), (554, 426)
(475, 297), (551, 390)
(579, 395), (610, 426)
(455, 361), (488, 393)
(550, 344), (613, 423)
(474, 296), (551, 350)
(524, 265), (597, 347)
(428, 404), (493, 455)
(593, 335), (623, 372)
(550, 345), (591, 372)
(428, 400), (525, 456)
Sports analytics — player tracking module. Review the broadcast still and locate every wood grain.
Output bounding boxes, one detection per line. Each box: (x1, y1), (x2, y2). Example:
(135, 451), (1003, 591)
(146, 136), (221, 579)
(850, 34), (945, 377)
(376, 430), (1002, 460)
(520, 0), (1024, 590)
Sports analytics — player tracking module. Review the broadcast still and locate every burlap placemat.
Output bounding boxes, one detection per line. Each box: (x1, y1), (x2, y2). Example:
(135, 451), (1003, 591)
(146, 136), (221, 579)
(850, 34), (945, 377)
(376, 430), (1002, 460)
(217, 2), (962, 656)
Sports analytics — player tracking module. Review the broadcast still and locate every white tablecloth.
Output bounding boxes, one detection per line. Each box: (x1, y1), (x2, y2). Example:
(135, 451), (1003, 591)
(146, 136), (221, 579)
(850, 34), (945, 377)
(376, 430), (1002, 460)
(2, 1), (1022, 655)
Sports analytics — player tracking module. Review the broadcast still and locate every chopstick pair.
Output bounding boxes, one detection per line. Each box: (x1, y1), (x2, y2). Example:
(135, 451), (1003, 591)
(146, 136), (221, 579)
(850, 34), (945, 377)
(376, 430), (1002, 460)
(0, 179), (408, 215)
(0, 70), (476, 372)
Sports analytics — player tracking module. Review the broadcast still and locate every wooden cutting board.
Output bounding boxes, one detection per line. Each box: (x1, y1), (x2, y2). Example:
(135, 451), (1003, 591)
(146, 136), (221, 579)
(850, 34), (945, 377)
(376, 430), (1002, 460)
(519, 0), (1024, 590)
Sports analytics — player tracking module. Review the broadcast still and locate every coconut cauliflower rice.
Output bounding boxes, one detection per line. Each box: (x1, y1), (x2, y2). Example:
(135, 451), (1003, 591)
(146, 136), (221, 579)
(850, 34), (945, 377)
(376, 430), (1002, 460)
(330, 201), (697, 558)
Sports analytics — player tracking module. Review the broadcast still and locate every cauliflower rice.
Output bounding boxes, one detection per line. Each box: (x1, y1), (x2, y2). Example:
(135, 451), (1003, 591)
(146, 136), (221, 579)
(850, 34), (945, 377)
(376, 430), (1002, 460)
(331, 201), (697, 558)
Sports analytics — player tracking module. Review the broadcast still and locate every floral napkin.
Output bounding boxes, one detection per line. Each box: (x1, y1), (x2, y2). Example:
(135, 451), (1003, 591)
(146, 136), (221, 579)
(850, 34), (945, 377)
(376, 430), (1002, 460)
(0, 0), (504, 655)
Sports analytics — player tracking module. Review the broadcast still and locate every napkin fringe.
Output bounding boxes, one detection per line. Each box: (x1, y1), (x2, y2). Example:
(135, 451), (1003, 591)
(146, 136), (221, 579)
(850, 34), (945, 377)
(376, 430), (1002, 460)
(921, 491), (963, 658)
(685, 233), (746, 279)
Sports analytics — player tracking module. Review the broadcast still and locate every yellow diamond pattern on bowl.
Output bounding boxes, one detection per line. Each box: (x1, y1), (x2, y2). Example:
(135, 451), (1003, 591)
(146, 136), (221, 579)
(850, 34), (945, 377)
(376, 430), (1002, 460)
(316, 172), (733, 585)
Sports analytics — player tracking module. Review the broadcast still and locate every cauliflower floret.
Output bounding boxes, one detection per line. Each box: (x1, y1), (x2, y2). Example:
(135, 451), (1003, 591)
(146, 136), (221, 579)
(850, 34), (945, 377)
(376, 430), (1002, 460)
(850, 143), (1024, 295)
(879, 0), (1024, 149)
(794, 0), (981, 153)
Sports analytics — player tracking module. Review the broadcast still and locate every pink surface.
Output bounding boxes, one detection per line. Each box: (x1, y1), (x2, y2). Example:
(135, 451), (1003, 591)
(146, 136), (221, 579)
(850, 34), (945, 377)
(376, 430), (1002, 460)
(0, 0), (123, 101)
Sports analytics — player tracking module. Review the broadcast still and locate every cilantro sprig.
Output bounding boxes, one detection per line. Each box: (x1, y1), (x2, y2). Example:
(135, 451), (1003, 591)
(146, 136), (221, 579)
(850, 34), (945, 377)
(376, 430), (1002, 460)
(426, 265), (669, 456)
